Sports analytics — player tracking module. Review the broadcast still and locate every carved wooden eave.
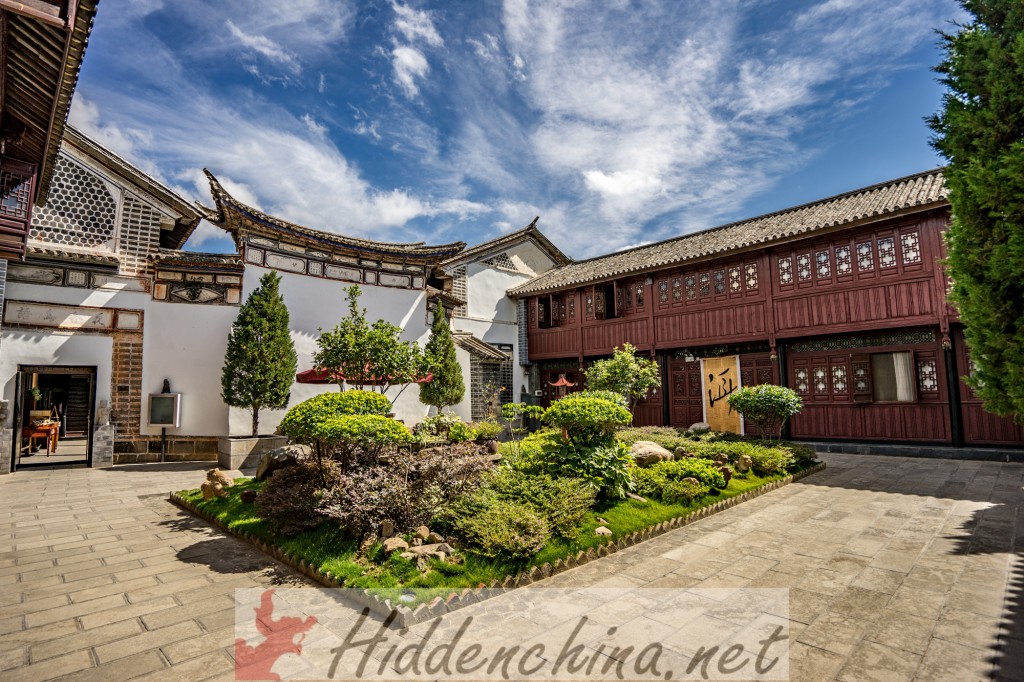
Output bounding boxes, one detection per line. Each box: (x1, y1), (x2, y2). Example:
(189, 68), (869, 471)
(150, 250), (244, 306)
(202, 170), (466, 264)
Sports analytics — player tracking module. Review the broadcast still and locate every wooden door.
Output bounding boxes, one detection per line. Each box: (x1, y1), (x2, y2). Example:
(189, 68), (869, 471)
(668, 358), (704, 428)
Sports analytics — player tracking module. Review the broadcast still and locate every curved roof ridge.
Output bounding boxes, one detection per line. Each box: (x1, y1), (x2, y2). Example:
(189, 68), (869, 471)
(203, 170), (466, 260)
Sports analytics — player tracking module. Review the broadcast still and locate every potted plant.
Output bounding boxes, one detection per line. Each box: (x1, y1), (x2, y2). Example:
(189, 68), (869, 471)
(218, 272), (296, 469)
(469, 420), (505, 453)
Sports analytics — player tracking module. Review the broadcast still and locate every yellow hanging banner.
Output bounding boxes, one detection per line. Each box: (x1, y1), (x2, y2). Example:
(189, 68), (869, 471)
(702, 355), (742, 434)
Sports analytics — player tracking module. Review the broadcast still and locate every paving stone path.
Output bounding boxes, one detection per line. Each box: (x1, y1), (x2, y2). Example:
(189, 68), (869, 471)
(0, 453), (1021, 681)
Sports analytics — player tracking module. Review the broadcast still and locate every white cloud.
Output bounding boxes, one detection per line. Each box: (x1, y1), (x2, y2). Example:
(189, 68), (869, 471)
(391, 46), (430, 98)
(301, 114), (328, 138)
(391, 2), (444, 48)
(226, 19), (302, 74)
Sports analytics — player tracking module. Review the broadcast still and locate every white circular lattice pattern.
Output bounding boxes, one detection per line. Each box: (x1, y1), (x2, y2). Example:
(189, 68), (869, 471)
(30, 156), (117, 247)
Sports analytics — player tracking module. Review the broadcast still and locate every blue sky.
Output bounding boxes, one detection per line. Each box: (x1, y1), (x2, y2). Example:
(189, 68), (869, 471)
(69, 0), (965, 258)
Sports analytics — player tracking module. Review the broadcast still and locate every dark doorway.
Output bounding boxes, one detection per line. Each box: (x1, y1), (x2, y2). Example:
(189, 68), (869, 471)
(12, 366), (96, 470)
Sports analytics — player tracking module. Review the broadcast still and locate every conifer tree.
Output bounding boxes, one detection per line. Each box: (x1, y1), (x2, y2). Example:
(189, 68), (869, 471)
(928, 1), (1024, 419)
(221, 271), (298, 435)
(419, 300), (465, 411)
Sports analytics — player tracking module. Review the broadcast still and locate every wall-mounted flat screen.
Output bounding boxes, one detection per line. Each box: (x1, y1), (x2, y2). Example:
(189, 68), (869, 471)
(149, 393), (181, 427)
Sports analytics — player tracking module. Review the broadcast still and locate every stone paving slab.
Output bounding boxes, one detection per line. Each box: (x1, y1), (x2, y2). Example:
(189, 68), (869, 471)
(0, 454), (1021, 680)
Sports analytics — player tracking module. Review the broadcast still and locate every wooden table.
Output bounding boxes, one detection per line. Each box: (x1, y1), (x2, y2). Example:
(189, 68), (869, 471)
(22, 423), (59, 456)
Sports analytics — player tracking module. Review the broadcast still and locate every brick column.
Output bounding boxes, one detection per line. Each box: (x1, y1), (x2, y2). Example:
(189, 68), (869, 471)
(110, 333), (144, 454)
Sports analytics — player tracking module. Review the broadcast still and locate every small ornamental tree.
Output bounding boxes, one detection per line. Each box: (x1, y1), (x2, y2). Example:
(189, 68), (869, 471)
(542, 393), (633, 447)
(314, 285), (425, 397)
(927, 0), (1024, 420)
(419, 299), (465, 411)
(221, 271), (297, 436)
(585, 343), (661, 410)
(726, 385), (802, 440)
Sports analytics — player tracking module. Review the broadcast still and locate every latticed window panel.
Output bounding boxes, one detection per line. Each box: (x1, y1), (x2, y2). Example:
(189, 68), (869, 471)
(816, 250), (831, 279)
(673, 277), (683, 301)
(878, 237), (897, 268)
(917, 359), (938, 393)
(813, 367), (828, 394)
(853, 361), (871, 394)
(832, 365), (848, 393)
(745, 263), (758, 290)
(482, 252), (522, 272)
(856, 241), (874, 271)
(635, 283), (644, 306)
(778, 256), (793, 284)
(794, 368), (809, 394)
(797, 253), (812, 281)
(616, 285), (625, 311)
(685, 275), (695, 300)
(585, 292), (594, 317)
(714, 270), (725, 295)
(835, 245), (852, 275)
(900, 231), (921, 264)
(659, 280), (669, 303)
(119, 195), (163, 275)
(451, 265), (468, 316)
(729, 266), (741, 292)
(568, 297), (575, 321)
(0, 168), (32, 220)
(699, 273), (710, 297)
(621, 285), (631, 310)
(31, 155), (117, 249)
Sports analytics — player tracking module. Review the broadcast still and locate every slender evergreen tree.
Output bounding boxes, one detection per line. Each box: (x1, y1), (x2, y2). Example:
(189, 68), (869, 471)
(419, 300), (465, 411)
(928, 1), (1024, 419)
(221, 271), (298, 435)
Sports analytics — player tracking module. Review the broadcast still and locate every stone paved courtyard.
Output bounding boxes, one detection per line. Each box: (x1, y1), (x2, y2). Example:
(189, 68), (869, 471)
(0, 453), (1021, 681)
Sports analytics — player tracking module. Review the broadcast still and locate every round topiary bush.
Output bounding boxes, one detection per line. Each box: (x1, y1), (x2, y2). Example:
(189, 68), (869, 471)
(726, 384), (802, 439)
(542, 393), (632, 446)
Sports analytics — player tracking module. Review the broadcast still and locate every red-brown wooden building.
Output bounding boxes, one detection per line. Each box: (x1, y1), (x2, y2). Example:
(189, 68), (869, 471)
(509, 169), (1024, 448)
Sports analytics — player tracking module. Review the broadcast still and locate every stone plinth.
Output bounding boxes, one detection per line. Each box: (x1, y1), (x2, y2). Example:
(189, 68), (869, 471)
(92, 424), (115, 468)
(218, 435), (288, 470)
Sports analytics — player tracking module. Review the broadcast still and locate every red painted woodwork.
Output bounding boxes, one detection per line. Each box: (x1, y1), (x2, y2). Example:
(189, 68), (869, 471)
(954, 327), (1024, 445)
(668, 358), (704, 429)
(0, 157), (37, 260)
(581, 317), (650, 355)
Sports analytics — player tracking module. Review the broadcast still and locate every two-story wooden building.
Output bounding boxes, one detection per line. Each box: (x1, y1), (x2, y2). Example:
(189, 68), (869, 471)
(509, 169), (1023, 448)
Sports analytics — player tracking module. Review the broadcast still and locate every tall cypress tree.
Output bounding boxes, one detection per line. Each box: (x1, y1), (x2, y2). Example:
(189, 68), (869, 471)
(928, 1), (1024, 419)
(419, 299), (465, 411)
(221, 271), (298, 435)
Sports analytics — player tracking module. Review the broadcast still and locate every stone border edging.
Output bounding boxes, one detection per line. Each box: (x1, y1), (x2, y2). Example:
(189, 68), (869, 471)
(168, 461), (826, 627)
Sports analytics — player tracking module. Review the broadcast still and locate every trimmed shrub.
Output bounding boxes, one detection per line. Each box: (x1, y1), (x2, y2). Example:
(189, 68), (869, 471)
(542, 394), (632, 447)
(681, 440), (795, 475)
(726, 385), (802, 439)
(573, 390), (630, 409)
(616, 427), (690, 452)
(454, 498), (551, 560)
(484, 468), (595, 540)
(633, 466), (709, 504)
(256, 461), (339, 535)
(785, 442), (818, 469)
(279, 391), (395, 470)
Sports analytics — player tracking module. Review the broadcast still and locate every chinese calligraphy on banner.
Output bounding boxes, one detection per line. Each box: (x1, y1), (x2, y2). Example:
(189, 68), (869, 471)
(702, 355), (742, 434)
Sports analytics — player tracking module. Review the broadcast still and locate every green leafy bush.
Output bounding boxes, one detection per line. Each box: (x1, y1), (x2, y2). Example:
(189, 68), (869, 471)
(583, 343), (661, 410)
(681, 439), (794, 475)
(542, 394), (632, 447)
(498, 429), (562, 461)
(726, 385), (802, 439)
(484, 468), (595, 540)
(658, 458), (726, 488)
(416, 413), (474, 442)
(573, 390), (630, 409)
(616, 427), (690, 452)
(454, 498), (551, 560)
(279, 391), (394, 469)
(469, 420), (505, 441)
(785, 442), (818, 469)
(746, 446), (794, 476)
(633, 465), (710, 504)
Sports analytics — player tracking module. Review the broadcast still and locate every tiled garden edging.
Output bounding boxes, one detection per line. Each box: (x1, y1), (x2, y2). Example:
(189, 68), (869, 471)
(169, 461), (826, 627)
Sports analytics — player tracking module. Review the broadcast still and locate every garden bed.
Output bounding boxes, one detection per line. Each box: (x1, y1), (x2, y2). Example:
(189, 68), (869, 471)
(169, 459), (825, 626)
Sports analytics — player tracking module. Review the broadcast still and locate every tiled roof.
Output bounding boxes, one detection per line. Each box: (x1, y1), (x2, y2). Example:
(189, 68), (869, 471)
(26, 244), (119, 267)
(509, 168), (948, 296)
(441, 217), (572, 268)
(453, 332), (510, 361)
(203, 170), (466, 262)
(151, 251), (245, 271)
(426, 285), (466, 308)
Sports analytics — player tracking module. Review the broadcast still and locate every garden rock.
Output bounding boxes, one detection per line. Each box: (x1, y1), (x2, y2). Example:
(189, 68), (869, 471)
(240, 489), (257, 504)
(674, 446), (693, 459)
(689, 421), (711, 433)
(207, 468), (234, 487)
(628, 493), (648, 503)
(427, 531), (445, 544)
(200, 469), (231, 499)
(736, 455), (752, 473)
(713, 453), (730, 466)
(595, 526), (613, 537)
(380, 520), (395, 538)
(414, 525), (431, 541)
(718, 466), (732, 485)
(630, 441), (673, 467)
(408, 542), (454, 556)
(255, 444), (309, 481)
(400, 552), (417, 560)
(412, 538), (422, 546)
(383, 537), (409, 553)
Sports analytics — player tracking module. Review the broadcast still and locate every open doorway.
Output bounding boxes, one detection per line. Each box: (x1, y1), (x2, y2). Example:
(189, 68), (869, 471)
(13, 366), (96, 469)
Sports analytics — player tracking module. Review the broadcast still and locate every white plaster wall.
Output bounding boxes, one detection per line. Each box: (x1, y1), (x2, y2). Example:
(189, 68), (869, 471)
(140, 301), (237, 438)
(449, 346), (473, 422)
(227, 264), (435, 434)
(6, 281), (151, 311)
(0, 330), (113, 429)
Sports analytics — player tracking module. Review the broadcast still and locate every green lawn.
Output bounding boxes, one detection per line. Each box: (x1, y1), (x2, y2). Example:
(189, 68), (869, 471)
(177, 467), (799, 596)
